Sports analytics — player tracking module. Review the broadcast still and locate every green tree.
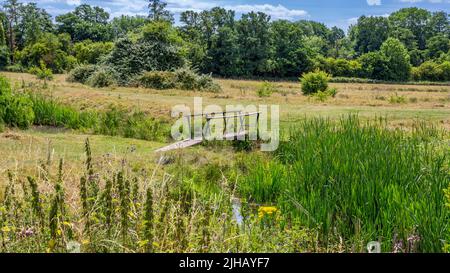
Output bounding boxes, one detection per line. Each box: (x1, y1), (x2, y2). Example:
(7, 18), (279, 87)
(359, 51), (389, 80)
(350, 16), (390, 55)
(111, 15), (147, 39)
(3, 0), (21, 61)
(105, 21), (186, 84)
(389, 8), (431, 50)
(56, 4), (112, 42)
(269, 20), (314, 77)
(380, 38), (411, 81)
(16, 3), (53, 48)
(428, 11), (449, 38)
(147, 0), (173, 23)
(236, 12), (272, 76)
(426, 35), (450, 59)
(208, 26), (240, 76)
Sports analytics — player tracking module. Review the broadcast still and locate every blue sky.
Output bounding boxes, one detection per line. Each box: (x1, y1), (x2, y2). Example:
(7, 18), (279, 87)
(20, 0), (450, 30)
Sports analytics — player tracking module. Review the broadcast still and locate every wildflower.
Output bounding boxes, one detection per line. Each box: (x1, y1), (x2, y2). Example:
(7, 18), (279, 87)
(258, 206), (278, 219)
(19, 227), (34, 238)
(1, 226), (11, 233)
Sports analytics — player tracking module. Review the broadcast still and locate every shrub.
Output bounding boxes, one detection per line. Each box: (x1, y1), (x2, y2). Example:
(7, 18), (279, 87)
(136, 67), (221, 92)
(389, 93), (407, 104)
(313, 88), (338, 102)
(195, 74), (222, 93)
(300, 69), (331, 95)
(412, 61), (442, 82)
(73, 40), (114, 64)
(5, 64), (25, 73)
(174, 66), (198, 90)
(87, 68), (117, 88)
(137, 71), (176, 89)
(439, 61), (450, 81)
(257, 81), (276, 97)
(67, 64), (98, 84)
(29, 62), (54, 81)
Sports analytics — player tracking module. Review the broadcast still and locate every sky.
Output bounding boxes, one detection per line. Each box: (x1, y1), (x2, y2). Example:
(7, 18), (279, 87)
(20, 0), (450, 31)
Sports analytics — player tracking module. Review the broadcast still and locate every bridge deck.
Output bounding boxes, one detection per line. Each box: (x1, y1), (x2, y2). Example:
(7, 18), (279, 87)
(155, 131), (249, 153)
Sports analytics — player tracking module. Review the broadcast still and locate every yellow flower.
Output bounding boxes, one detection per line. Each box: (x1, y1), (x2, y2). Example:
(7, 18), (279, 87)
(258, 206), (278, 219)
(138, 240), (149, 248)
(1, 226), (11, 233)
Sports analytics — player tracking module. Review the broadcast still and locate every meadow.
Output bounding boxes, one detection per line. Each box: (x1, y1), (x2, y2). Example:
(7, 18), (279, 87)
(0, 72), (449, 253)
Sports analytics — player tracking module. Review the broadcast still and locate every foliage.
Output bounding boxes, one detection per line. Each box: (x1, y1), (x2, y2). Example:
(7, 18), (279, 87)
(29, 61), (53, 81)
(0, 46), (10, 69)
(148, 0), (174, 23)
(15, 33), (73, 73)
(256, 81), (277, 97)
(55, 4), (112, 42)
(0, 2), (449, 83)
(300, 70), (331, 95)
(380, 38), (411, 81)
(240, 116), (449, 252)
(86, 68), (117, 88)
(412, 61), (450, 82)
(0, 139), (320, 253)
(136, 68), (221, 92)
(0, 75), (34, 129)
(137, 71), (176, 89)
(349, 16), (390, 54)
(73, 40), (114, 64)
(67, 64), (98, 84)
(104, 21), (186, 85)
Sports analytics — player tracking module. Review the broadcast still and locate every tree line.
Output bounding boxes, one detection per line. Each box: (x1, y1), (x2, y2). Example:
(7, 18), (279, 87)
(0, 0), (449, 82)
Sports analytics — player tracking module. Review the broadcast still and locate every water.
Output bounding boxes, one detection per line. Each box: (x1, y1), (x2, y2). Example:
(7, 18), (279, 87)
(232, 198), (244, 226)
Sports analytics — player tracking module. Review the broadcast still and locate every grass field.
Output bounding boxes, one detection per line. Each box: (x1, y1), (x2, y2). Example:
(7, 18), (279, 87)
(0, 72), (449, 253)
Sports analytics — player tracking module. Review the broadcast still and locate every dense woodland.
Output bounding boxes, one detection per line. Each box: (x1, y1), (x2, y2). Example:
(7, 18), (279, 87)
(0, 0), (449, 83)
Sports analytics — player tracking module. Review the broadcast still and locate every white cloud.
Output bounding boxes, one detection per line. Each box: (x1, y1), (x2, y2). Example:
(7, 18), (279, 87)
(223, 4), (307, 19)
(66, 0), (81, 5)
(367, 0), (382, 5)
(106, 0), (308, 20)
(399, 0), (450, 2)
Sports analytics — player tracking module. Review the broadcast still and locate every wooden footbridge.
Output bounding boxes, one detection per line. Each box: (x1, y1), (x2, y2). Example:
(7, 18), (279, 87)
(156, 111), (260, 153)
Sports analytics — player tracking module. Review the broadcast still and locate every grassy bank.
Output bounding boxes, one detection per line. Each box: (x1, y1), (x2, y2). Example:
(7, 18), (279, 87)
(240, 116), (449, 252)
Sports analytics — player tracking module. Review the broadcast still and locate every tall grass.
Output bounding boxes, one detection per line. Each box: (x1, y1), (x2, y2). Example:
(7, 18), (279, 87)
(240, 116), (449, 252)
(28, 93), (169, 142)
(0, 139), (318, 253)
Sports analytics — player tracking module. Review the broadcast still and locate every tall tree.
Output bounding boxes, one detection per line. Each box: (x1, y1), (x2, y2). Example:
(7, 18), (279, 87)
(236, 12), (272, 76)
(111, 15), (147, 39)
(380, 38), (411, 81)
(389, 8), (431, 50)
(3, 0), (21, 61)
(16, 3), (53, 48)
(56, 4), (112, 42)
(147, 0), (173, 23)
(350, 16), (390, 55)
(269, 20), (314, 77)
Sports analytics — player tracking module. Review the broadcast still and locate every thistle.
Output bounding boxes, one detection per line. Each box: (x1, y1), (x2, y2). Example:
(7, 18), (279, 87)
(117, 171), (129, 245)
(102, 179), (113, 236)
(143, 187), (154, 253)
(27, 177), (43, 225)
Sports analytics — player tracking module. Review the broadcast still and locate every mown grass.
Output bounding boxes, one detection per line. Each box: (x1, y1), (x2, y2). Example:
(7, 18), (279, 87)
(239, 116), (449, 252)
